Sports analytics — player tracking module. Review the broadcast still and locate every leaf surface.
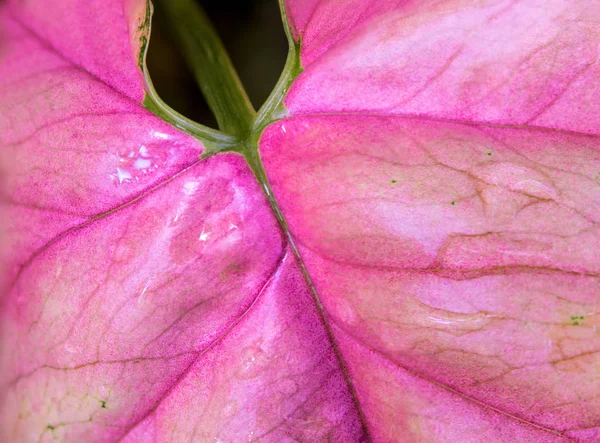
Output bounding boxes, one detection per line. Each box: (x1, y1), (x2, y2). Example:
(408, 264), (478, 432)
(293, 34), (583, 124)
(259, 0), (600, 440)
(2, 0), (600, 441)
(284, 0), (600, 133)
(0, 1), (362, 441)
(260, 115), (600, 441)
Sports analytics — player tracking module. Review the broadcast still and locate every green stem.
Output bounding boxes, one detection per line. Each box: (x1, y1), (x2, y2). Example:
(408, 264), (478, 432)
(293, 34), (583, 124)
(154, 0), (256, 137)
(253, 0), (302, 134)
(139, 1), (238, 154)
(143, 74), (238, 155)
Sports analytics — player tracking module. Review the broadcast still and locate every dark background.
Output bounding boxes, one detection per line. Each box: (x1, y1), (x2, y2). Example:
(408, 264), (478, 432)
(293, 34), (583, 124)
(147, 0), (288, 128)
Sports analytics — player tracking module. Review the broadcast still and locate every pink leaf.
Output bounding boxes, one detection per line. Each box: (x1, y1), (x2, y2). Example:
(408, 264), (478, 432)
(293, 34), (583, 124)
(260, 115), (600, 441)
(261, 0), (600, 440)
(285, 0), (600, 134)
(7, 0), (150, 101)
(2, 0), (600, 441)
(0, 2), (361, 440)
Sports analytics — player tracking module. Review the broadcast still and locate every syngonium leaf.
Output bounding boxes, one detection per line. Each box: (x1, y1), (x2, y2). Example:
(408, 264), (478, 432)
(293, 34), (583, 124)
(1, 0), (599, 441)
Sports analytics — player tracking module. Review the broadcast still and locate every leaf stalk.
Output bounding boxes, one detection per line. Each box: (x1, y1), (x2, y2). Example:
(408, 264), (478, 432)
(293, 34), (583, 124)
(154, 0), (256, 138)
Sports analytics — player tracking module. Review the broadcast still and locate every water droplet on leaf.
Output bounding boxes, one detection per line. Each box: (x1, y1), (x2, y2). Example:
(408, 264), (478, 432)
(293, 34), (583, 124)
(237, 346), (269, 380)
(279, 379), (298, 396)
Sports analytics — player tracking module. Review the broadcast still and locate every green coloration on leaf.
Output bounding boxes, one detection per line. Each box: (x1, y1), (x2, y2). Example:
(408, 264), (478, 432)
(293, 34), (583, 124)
(138, 2), (152, 32)
(138, 35), (148, 69)
(253, 38), (302, 135)
(570, 315), (585, 326)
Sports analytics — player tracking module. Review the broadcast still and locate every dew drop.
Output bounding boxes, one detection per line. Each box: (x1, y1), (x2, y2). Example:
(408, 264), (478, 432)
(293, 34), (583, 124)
(111, 167), (132, 185)
(183, 180), (200, 195)
(221, 401), (238, 418)
(336, 298), (358, 325)
(279, 379), (298, 396)
(237, 346), (270, 380)
(153, 131), (170, 140)
(199, 226), (210, 242)
(134, 158), (152, 170)
(113, 243), (132, 262)
(99, 385), (110, 397)
(64, 342), (80, 354)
